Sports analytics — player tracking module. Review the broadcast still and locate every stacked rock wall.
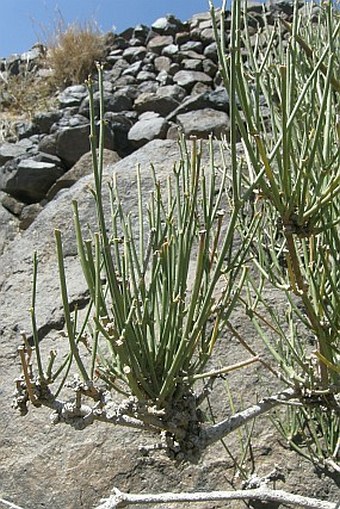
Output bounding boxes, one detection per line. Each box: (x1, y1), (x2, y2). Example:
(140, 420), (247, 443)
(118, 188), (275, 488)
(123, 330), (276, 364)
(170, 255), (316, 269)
(0, 0), (305, 245)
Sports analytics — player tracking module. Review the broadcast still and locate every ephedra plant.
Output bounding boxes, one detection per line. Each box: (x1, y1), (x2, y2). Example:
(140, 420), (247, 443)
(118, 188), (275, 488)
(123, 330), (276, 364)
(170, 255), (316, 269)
(12, 0), (339, 507)
(211, 0), (340, 468)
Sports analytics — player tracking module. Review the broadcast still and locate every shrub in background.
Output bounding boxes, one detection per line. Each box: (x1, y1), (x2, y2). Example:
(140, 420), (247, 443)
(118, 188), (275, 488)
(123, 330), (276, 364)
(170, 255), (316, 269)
(47, 18), (106, 88)
(0, 67), (55, 119)
(211, 0), (340, 467)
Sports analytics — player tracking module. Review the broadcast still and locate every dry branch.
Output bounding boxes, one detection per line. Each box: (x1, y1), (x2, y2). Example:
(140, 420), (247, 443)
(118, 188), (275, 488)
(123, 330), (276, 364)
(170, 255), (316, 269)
(95, 487), (338, 509)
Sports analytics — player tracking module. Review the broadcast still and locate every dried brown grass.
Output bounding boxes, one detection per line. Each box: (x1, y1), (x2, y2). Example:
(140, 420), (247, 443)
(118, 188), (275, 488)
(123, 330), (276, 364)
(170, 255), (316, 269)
(0, 72), (55, 118)
(0, 17), (106, 140)
(47, 20), (106, 88)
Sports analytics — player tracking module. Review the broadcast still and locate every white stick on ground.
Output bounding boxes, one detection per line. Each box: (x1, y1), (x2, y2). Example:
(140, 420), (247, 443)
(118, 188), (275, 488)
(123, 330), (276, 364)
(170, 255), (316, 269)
(0, 498), (27, 509)
(95, 487), (339, 509)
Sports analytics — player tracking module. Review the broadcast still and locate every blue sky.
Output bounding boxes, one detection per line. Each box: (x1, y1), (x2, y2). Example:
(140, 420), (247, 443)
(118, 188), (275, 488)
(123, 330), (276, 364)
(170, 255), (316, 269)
(0, 0), (216, 58)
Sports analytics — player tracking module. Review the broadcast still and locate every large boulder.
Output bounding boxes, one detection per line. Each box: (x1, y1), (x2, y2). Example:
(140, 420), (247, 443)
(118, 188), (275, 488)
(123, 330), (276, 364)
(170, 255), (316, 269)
(45, 149), (121, 201)
(0, 140), (337, 509)
(0, 140), (233, 509)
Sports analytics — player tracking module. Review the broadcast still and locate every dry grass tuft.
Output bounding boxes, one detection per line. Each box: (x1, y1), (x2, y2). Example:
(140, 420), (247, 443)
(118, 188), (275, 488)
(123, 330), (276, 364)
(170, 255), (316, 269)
(0, 72), (55, 118)
(0, 59), (56, 141)
(0, 17), (106, 140)
(47, 20), (106, 88)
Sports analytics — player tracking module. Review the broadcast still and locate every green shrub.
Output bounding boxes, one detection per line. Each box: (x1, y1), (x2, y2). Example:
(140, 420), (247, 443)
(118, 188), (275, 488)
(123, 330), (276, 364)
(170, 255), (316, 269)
(211, 0), (340, 466)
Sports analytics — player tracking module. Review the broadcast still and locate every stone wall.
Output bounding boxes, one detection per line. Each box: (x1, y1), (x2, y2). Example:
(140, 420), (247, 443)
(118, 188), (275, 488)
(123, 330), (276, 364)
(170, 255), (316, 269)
(0, 0), (308, 247)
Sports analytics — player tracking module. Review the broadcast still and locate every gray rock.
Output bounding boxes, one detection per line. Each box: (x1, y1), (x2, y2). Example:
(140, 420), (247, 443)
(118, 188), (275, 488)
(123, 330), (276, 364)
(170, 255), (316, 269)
(133, 24), (150, 41)
(0, 141), (192, 336)
(142, 63), (155, 73)
(0, 158), (64, 203)
(20, 44), (45, 63)
(119, 26), (134, 40)
(169, 62), (181, 75)
(16, 137), (38, 152)
(38, 134), (58, 155)
(129, 37), (145, 47)
(246, 0), (266, 13)
(154, 55), (172, 73)
(128, 115), (169, 147)
(190, 11), (212, 26)
(143, 52), (157, 65)
(166, 122), (181, 140)
(137, 81), (159, 94)
(208, 88), (231, 110)
(151, 15), (186, 35)
(147, 35), (174, 54)
(1, 192), (25, 216)
(50, 113), (89, 134)
(0, 198), (18, 255)
(5, 54), (20, 75)
(191, 82), (212, 95)
(176, 108), (230, 138)
(136, 70), (157, 82)
(118, 85), (139, 100)
(33, 152), (64, 167)
(45, 149), (121, 201)
(122, 61), (143, 76)
(180, 41), (204, 53)
(79, 91), (133, 117)
(110, 36), (129, 49)
(109, 58), (130, 80)
(198, 20), (213, 30)
(168, 88), (230, 121)
(106, 52), (124, 65)
(199, 28), (216, 44)
(19, 202), (43, 229)
(204, 42), (218, 62)
(179, 49), (206, 61)
(173, 70), (213, 90)
(58, 85), (88, 108)
(175, 32), (191, 45)
(268, 0), (300, 15)
(113, 75), (137, 87)
(134, 91), (180, 116)
(0, 139), (338, 509)
(14, 120), (38, 140)
(160, 84), (187, 102)
(156, 70), (173, 85)
(32, 110), (62, 134)
(189, 27), (202, 41)
(162, 44), (179, 58)
(0, 142), (29, 166)
(104, 113), (134, 153)
(202, 58), (218, 76)
(56, 124), (115, 167)
(123, 45), (147, 62)
(182, 58), (203, 71)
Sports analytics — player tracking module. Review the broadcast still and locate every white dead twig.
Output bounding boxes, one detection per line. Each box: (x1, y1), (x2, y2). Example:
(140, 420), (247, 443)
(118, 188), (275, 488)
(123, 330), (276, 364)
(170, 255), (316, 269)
(95, 487), (339, 509)
(201, 386), (297, 446)
(0, 498), (27, 509)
